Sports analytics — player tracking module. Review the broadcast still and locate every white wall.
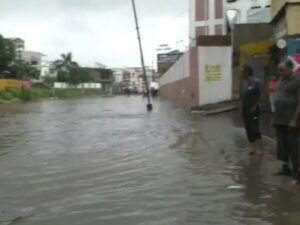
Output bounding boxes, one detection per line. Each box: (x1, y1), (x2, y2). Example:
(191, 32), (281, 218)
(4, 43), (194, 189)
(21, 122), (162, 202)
(54, 82), (102, 89)
(159, 50), (190, 87)
(247, 7), (271, 23)
(198, 46), (232, 105)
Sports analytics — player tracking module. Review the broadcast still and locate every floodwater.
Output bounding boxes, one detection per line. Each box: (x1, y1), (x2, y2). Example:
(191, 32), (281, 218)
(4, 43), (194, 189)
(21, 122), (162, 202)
(0, 97), (300, 225)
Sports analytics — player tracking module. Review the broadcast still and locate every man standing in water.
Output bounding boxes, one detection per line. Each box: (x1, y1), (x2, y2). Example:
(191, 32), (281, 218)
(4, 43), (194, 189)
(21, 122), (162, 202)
(241, 65), (263, 155)
(273, 60), (300, 183)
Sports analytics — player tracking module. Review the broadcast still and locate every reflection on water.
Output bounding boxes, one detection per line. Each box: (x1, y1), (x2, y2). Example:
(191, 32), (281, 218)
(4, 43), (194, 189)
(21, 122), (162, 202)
(0, 97), (300, 225)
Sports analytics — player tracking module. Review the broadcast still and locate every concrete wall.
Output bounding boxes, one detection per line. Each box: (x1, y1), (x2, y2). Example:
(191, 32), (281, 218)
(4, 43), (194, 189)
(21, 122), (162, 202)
(198, 46), (232, 105)
(233, 23), (273, 46)
(159, 48), (199, 110)
(159, 44), (233, 109)
(247, 7), (272, 23)
(159, 51), (190, 87)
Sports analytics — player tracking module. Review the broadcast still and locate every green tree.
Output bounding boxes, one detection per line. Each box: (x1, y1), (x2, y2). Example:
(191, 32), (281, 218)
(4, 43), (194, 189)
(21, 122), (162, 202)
(11, 60), (40, 80)
(0, 34), (15, 71)
(54, 52), (78, 74)
(53, 52), (79, 84)
(71, 67), (93, 84)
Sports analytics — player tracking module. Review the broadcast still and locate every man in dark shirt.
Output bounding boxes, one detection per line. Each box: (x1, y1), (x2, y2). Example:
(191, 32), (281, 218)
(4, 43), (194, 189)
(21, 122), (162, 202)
(273, 60), (300, 183)
(241, 65), (263, 155)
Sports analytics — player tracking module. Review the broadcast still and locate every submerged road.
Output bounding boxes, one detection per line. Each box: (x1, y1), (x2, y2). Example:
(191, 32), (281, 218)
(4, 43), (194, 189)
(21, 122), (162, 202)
(0, 97), (300, 225)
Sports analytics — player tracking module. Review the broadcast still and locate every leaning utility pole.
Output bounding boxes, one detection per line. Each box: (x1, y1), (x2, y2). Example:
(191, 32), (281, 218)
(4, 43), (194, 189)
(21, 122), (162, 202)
(131, 0), (153, 111)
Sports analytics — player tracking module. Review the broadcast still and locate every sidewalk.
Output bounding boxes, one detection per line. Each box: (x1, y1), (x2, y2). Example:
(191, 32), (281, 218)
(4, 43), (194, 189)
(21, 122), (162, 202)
(191, 100), (271, 117)
(191, 100), (239, 115)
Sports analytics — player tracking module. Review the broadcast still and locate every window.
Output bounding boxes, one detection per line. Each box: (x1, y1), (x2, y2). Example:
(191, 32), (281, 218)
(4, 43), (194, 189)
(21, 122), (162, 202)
(196, 26), (209, 36)
(31, 61), (38, 66)
(215, 25), (223, 35)
(195, 0), (209, 21)
(215, 0), (223, 19)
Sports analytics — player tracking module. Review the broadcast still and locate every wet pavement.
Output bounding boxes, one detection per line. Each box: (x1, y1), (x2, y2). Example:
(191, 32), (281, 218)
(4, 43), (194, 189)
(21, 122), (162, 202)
(0, 97), (300, 225)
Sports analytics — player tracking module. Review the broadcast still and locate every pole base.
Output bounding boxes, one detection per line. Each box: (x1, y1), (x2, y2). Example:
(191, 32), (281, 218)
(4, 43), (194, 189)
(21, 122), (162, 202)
(147, 104), (153, 111)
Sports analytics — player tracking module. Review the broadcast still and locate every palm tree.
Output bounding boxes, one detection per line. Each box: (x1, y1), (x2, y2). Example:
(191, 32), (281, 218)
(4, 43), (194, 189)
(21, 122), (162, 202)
(53, 52), (78, 73)
(53, 52), (79, 83)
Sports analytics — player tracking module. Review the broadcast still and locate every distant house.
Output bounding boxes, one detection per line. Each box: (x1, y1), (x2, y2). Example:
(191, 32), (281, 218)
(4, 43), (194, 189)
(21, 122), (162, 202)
(22, 51), (45, 67)
(22, 51), (55, 81)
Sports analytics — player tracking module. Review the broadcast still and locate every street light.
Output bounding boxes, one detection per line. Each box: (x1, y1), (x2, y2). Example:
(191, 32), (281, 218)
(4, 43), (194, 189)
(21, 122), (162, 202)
(131, 0), (153, 112)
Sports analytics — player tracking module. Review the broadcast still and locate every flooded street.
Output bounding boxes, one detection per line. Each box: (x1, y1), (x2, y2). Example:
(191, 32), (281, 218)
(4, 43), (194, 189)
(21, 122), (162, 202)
(1, 97), (300, 225)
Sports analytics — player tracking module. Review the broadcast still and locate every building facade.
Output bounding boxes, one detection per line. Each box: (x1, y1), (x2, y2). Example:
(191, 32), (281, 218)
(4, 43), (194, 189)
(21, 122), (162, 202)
(272, 0), (300, 40)
(189, 0), (226, 45)
(22, 51), (55, 80)
(271, 0), (300, 75)
(189, 0), (272, 45)
(9, 38), (25, 61)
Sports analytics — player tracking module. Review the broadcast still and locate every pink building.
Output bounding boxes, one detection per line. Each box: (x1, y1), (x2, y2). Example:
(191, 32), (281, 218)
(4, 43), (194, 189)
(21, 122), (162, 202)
(189, 0), (226, 45)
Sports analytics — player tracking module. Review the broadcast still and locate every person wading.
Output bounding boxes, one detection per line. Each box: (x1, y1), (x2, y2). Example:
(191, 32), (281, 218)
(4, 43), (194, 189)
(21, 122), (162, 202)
(241, 65), (263, 155)
(273, 60), (300, 183)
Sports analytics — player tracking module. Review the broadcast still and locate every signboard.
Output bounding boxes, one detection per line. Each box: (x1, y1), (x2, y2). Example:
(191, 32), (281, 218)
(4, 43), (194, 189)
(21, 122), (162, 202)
(205, 65), (222, 82)
(0, 79), (22, 91)
(157, 52), (183, 63)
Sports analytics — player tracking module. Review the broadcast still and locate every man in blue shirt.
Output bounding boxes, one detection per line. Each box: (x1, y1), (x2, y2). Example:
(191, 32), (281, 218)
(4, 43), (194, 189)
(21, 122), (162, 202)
(241, 65), (263, 156)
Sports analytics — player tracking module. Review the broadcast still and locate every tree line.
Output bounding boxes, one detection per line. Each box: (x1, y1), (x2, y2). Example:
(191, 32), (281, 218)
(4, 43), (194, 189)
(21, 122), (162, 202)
(0, 33), (113, 84)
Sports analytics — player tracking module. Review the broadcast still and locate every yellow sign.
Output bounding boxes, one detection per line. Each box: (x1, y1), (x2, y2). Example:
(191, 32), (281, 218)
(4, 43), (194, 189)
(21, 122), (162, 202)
(0, 79), (22, 91)
(205, 65), (221, 82)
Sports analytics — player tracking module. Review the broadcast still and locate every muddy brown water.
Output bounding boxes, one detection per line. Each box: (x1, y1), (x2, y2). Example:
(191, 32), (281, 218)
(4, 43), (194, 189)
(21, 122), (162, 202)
(0, 97), (300, 225)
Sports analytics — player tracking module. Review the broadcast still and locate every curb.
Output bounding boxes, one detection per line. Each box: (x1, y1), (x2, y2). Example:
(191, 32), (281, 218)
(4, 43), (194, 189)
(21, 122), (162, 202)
(191, 105), (238, 115)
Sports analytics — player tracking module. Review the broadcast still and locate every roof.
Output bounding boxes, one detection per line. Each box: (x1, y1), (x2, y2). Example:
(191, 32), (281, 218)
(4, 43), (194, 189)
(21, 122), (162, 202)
(95, 62), (107, 69)
(22, 51), (46, 57)
(9, 37), (24, 42)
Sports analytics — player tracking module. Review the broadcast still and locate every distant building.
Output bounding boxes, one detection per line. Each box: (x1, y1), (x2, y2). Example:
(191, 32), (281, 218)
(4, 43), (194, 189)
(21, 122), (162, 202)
(9, 38), (25, 61)
(189, 0), (272, 45)
(157, 50), (183, 76)
(22, 51), (45, 68)
(272, 0), (300, 40)
(112, 68), (124, 83)
(22, 51), (55, 80)
(112, 67), (155, 93)
(226, 0), (271, 24)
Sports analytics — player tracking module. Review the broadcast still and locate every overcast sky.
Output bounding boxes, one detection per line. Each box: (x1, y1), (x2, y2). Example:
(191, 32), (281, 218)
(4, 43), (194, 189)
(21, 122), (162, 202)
(0, 0), (189, 68)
